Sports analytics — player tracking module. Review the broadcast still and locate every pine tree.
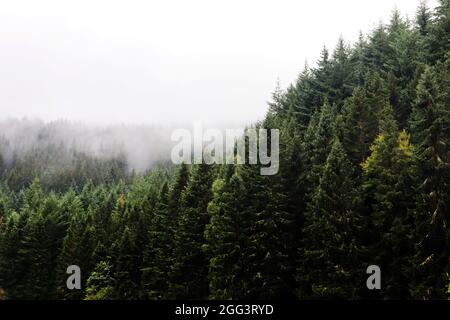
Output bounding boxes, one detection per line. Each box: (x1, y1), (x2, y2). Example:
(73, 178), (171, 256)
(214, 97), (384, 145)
(350, 32), (370, 86)
(428, 0), (450, 63)
(385, 10), (419, 127)
(224, 158), (296, 299)
(416, 1), (432, 36)
(415, 1), (432, 63)
(204, 171), (248, 299)
(142, 181), (171, 299)
(167, 163), (190, 221)
(409, 64), (450, 299)
(297, 139), (363, 299)
(21, 194), (66, 299)
(367, 24), (391, 72)
(57, 194), (94, 299)
(0, 211), (23, 299)
(301, 101), (337, 198)
(113, 225), (141, 299)
(362, 104), (419, 299)
(85, 260), (114, 300)
(310, 47), (333, 108)
(0, 188), (10, 220)
(329, 37), (355, 108)
(339, 72), (388, 167)
(112, 177), (160, 299)
(283, 66), (316, 131)
(170, 163), (215, 299)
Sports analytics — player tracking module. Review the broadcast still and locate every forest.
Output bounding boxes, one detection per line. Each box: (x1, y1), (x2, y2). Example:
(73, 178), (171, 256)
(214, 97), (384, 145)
(0, 1), (449, 300)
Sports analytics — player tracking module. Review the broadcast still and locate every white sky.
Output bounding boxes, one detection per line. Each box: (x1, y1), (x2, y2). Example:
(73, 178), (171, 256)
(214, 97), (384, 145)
(0, 0), (438, 126)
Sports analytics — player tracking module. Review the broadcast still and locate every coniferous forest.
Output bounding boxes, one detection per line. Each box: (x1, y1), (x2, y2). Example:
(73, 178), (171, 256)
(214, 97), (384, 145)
(0, 1), (449, 300)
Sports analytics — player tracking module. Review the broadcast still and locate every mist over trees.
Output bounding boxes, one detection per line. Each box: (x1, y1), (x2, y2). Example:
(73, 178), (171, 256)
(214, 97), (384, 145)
(0, 118), (176, 174)
(0, 1), (449, 300)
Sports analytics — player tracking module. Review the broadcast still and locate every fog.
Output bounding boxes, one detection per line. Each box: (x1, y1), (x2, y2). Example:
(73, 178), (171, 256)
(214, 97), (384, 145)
(0, 118), (247, 172)
(0, 0), (437, 126)
(0, 0), (439, 173)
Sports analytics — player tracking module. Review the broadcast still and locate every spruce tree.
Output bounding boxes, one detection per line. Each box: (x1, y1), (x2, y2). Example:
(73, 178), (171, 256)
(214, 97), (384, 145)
(301, 101), (337, 199)
(415, 1), (432, 63)
(57, 194), (94, 299)
(339, 73), (388, 167)
(85, 260), (114, 300)
(329, 37), (355, 108)
(428, 0), (450, 63)
(204, 171), (248, 299)
(362, 104), (419, 299)
(297, 139), (363, 299)
(170, 163), (214, 299)
(0, 211), (23, 299)
(409, 65), (450, 299)
(142, 181), (171, 299)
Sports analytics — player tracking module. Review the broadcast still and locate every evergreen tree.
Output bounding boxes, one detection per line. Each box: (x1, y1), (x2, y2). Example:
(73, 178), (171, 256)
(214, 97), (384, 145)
(85, 260), (114, 300)
(428, 0), (450, 63)
(415, 1), (433, 63)
(301, 101), (337, 198)
(297, 139), (363, 299)
(142, 181), (171, 299)
(362, 104), (419, 299)
(170, 163), (214, 299)
(350, 32), (370, 86)
(310, 47), (333, 108)
(283, 66), (316, 131)
(204, 171), (248, 299)
(339, 73), (388, 167)
(57, 194), (94, 299)
(409, 64), (450, 299)
(0, 211), (23, 299)
(385, 10), (419, 126)
(367, 24), (391, 72)
(113, 225), (141, 299)
(329, 37), (355, 108)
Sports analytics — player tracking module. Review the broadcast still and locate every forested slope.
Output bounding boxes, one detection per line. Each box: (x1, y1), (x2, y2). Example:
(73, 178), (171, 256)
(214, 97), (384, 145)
(0, 1), (449, 300)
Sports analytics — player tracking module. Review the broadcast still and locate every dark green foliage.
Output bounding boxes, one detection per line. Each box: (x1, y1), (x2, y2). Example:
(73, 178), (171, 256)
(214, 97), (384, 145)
(0, 180), (68, 299)
(0, 2), (449, 301)
(85, 260), (114, 300)
(300, 101), (337, 199)
(297, 139), (364, 299)
(339, 73), (388, 167)
(57, 193), (94, 299)
(409, 63), (450, 299)
(428, 0), (450, 63)
(140, 164), (190, 299)
(141, 182), (171, 299)
(362, 104), (420, 299)
(170, 163), (215, 299)
(204, 171), (247, 299)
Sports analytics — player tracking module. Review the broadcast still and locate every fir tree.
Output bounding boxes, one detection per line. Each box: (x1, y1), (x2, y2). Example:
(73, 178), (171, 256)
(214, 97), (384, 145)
(339, 73), (388, 167)
(409, 64), (450, 299)
(57, 194), (94, 299)
(85, 260), (115, 300)
(170, 163), (214, 299)
(142, 181), (171, 299)
(362, 104), (419, 299)
(204, 171), (248, 299)
(428, 0), (450, 63)
(297, 139), (363, 299)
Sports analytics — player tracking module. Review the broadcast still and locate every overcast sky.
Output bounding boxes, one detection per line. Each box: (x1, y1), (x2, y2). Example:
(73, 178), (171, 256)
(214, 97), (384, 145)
(0, 0), (438, 126)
